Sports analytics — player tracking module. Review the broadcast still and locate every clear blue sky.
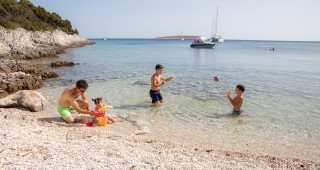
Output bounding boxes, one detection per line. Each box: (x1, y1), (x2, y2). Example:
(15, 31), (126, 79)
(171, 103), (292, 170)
(30, 0), (320, 41)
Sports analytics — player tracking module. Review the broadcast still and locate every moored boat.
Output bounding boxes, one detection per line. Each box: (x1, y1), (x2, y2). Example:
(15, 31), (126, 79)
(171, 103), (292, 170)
(190, 37), (215, 48)
(190, 42), (215, 48)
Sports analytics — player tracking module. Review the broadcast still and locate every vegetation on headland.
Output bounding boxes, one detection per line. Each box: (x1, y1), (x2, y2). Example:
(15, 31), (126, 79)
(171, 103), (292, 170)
(0, 0), (78, 34)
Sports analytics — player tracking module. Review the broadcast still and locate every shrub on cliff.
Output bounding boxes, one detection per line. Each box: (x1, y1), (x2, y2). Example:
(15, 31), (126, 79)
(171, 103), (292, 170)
(0, 0), (78, 35)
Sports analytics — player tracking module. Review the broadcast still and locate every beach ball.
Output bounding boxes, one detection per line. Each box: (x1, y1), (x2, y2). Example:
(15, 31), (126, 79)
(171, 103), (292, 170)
(213, 76), (219, 82)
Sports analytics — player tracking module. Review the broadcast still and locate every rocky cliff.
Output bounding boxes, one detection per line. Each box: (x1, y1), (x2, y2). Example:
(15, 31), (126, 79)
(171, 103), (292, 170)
(0, 26), (93, 59)
(0, 26), (94, 98)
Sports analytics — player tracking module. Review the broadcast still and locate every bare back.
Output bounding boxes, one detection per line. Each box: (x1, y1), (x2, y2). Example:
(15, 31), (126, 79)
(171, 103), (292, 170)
(58, 87), (81, 107)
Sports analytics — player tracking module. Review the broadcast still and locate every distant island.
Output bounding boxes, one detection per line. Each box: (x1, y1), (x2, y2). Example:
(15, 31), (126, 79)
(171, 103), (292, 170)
(156, 35), (199, 40)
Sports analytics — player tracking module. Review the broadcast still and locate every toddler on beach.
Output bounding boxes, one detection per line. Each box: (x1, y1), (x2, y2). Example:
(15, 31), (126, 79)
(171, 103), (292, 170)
(150, 64), (173, 105)
(91, 97), (116, 124)
(226, 84), (245, 115)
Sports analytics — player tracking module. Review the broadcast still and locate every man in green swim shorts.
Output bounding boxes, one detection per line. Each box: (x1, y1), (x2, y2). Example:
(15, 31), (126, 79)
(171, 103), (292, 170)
(58, 80), (95, 123)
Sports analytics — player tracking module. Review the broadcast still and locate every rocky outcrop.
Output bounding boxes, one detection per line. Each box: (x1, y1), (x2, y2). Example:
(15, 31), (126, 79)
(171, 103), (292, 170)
(0, 72), (42, 98)
(41, 71), (59, 80)
(0, 26), (93, 99)
(0, 90), (48, 112)
(0, 26), (94, 59)
(0, 59), (33, 73)
(50, 61), (75, 68)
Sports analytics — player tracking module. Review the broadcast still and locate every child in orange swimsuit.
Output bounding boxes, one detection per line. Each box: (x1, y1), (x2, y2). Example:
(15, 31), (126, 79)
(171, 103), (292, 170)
(92, 97), (116, 124)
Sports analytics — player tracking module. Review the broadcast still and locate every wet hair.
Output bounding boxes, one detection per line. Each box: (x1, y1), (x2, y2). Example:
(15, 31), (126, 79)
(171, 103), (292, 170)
(236, 84), (245, 92)
(155, 64), (164, 70)
(76, 80), (88, 90)
(92, 97), (103, 105)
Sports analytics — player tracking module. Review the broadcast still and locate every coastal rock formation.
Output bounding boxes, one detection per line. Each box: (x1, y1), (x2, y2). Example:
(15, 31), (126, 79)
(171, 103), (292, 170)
(50, 61), (75, 68)
(0, 26), (94, 98)
(41, 71), (59, 80)
(0, 59), (33, 73)
(0, 72), (42, 98)
(0, 90), (48, 112)
(0, 26), (94, 59)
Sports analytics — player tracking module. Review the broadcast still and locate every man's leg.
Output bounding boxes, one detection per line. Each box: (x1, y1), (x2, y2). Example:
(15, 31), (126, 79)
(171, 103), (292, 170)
(58, 107), (74, 124)
(65, 116), (74, 124)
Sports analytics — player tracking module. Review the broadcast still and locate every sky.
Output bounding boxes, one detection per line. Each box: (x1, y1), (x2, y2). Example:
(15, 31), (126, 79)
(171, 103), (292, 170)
(30, 0), (320, 41)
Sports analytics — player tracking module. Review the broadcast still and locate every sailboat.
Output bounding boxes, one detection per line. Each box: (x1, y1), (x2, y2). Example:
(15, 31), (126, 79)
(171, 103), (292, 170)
(181, 27), (185, 41)
(210, 6), (224, 43)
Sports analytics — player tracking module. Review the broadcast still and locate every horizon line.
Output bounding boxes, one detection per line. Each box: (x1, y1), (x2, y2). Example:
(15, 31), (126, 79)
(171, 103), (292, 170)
(86, 38), (320, 43)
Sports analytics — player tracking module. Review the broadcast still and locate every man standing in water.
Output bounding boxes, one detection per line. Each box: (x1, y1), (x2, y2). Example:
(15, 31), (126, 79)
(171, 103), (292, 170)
(58, 80), (95, 123)
(150, 64), (173, 105)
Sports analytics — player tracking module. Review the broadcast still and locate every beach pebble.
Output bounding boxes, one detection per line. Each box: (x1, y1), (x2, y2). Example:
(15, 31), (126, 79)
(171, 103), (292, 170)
(206, 149), (213, 153)
(134, 127), (150, 135)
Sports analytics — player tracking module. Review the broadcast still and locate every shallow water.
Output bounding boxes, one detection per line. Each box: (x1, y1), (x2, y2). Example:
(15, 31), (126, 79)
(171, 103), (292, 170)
(39, 39), (320, 160)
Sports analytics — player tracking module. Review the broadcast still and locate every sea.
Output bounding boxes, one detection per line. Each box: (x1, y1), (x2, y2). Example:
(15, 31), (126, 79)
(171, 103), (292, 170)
(38, 39), (320, 161)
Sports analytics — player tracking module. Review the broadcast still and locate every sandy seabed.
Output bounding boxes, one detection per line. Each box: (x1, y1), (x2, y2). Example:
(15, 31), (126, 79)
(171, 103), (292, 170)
(0, 107), (319, 169)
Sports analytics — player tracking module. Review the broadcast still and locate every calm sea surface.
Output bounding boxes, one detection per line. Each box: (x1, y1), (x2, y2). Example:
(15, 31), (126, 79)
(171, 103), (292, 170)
(39, 39), (320, 160)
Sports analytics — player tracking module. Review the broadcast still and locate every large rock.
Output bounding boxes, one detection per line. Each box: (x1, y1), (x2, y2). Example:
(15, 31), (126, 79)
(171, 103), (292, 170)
(41, 71), (59, 80)
(50, 61), (75, 68)
(0, 90), (48, 112)
(0, 72), (42, 98)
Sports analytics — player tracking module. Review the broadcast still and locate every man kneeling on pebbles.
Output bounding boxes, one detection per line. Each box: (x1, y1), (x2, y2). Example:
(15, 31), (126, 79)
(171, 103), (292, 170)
(57, 80), (95, 123)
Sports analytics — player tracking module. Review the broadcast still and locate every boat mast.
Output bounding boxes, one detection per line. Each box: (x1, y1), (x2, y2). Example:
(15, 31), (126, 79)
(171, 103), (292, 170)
(215, 6), (219, 35)
(211, 15), (215, 36)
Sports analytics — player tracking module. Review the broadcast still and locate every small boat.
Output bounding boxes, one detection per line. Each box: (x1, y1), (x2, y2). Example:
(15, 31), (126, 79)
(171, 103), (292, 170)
(190, 37), (215, 48)
(190, 42), (215, 48)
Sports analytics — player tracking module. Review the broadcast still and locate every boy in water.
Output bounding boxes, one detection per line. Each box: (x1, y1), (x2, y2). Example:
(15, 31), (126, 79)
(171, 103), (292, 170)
(226, 84), (245, 115)
(150, 64), (173, 105)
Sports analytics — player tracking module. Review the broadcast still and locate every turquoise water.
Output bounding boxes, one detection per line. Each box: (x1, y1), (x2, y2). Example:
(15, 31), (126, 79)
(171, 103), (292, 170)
(40, 39), (320, 160)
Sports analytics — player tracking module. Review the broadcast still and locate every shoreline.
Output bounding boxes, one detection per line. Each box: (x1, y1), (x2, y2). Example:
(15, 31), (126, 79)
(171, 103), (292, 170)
(1, 32), (319, 168)
(0, 107), (319, 169)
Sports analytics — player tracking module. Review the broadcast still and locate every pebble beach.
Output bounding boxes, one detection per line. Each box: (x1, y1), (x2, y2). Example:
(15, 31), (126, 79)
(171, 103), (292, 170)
(0, 107), (319, 169)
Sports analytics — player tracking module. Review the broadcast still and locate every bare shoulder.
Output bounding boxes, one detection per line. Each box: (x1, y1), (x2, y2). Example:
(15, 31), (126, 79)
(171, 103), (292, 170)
(151, 74), (156, 80)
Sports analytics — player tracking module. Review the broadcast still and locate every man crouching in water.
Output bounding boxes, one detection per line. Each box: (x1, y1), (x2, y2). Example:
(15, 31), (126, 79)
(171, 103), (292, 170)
(58, 79), (95, 123)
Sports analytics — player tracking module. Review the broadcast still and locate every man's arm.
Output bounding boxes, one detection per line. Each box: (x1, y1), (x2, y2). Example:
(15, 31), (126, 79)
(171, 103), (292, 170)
(70, 99), (94, 116)
(161, 76), (173, 82)
(80, 92), (90, 110)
